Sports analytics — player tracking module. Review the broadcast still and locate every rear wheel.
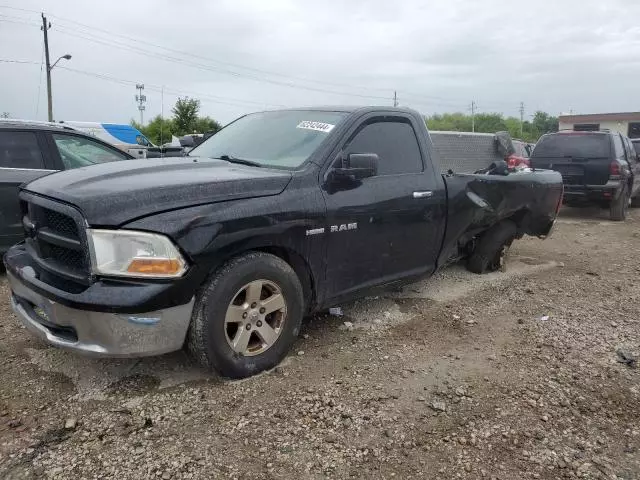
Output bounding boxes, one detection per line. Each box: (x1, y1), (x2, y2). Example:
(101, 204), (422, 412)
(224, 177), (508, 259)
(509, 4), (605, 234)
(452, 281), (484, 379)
(467, 221), (517, 274)
(187, 252), (304, 378)
(610, 184), (629, 221)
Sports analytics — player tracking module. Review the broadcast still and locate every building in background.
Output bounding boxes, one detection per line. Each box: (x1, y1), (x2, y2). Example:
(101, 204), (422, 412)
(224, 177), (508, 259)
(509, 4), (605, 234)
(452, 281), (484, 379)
(558, 112), (640, 138)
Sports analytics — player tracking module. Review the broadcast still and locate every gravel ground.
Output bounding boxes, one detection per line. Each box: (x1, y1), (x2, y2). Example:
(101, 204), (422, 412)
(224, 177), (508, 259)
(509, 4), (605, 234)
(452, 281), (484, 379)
(0, 207), (638, 479)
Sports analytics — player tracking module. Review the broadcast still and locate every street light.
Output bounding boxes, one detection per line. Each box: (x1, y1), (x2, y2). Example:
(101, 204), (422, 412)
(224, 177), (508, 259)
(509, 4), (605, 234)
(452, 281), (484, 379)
(49, 54), (72, 71)
(45, 53), (71, 122)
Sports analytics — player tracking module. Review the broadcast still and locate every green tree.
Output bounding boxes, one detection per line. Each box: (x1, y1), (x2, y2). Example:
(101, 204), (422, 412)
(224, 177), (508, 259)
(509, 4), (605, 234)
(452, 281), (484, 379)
(194, 116), (222, 135)
(427, 112), (472, 131)
(172, 97), (200, 135)
(426, 111), (554, 143)
(473, 113), (507, 133)
(132, 116), (176, 145)
(531, 111), (559, 135)
(132, 97), (222, 144)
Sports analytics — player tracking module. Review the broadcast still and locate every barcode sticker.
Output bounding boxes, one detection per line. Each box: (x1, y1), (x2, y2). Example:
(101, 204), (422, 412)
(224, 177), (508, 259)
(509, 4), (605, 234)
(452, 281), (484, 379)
(296, 121), (335, 133)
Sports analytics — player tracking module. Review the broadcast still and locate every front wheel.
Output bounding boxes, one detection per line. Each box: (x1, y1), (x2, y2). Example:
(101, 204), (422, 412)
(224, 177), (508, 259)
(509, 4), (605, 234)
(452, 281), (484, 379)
(187, 252), (304, 378)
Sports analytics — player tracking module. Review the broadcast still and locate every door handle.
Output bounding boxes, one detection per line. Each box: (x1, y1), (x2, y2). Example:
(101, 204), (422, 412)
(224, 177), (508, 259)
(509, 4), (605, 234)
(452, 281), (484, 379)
(413, 191), (433, 199)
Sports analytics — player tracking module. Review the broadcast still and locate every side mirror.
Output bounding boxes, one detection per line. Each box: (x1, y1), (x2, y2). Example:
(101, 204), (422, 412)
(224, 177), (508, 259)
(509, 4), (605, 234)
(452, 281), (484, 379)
(333, 153), (379, 180)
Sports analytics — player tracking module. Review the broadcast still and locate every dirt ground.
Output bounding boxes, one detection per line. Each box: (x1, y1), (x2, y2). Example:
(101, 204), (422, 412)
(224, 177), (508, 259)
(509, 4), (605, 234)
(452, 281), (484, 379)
(0, 207), (638, 480)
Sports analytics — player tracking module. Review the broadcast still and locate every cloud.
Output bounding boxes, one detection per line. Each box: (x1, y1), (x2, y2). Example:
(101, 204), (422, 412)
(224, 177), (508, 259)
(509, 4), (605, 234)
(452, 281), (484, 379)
(1, 0), (639, 124)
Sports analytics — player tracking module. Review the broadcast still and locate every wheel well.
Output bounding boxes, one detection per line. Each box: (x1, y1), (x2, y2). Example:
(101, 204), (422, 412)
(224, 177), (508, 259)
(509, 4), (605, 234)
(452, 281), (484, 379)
(254, 246), (316, 312)
(507, 209), (530, 237)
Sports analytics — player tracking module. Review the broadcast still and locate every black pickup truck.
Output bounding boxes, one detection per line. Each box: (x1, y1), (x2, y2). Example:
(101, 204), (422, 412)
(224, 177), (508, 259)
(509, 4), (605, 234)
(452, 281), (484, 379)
(3, 107), (562, 378)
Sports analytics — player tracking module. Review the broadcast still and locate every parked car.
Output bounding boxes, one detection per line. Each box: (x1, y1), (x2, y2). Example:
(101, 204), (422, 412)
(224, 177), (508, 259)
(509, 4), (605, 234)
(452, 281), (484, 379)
(631, 139), (640, 160)
(530, 130), (640, 221)
(61, 121), (185, 159)
(0, 120), (134, 256)
(3, 107), (563, 378)
(59, 121), (152, 158)
(509, 139), (532, 168)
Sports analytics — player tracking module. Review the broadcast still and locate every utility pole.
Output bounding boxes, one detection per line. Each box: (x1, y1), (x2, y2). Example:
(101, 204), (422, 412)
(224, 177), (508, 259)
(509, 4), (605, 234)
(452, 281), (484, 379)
(471, 101), (476, 133)
(41, 13), (53, 122)
(135, 84), (146, 124)
(393, 91), (398, 107)
(519, 101), (525, 138)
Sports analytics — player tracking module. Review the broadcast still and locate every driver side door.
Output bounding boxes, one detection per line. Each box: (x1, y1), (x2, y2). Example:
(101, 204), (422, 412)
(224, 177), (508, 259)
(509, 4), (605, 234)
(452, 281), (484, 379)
(320, 114), (444, 302)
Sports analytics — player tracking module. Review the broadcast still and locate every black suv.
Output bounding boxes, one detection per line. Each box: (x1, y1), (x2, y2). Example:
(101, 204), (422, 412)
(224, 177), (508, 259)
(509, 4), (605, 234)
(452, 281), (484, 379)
(531, 130), (640, 221)
(0, 120), (133, 254)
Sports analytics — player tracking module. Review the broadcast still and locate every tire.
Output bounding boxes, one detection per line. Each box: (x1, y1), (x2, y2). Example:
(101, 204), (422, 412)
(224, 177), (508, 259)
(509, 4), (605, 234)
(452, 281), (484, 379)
(187, 252), (304, 379)
(467, 220), (517, 274)
(630, 193), (640, 208)
(610, 184), (629, 221)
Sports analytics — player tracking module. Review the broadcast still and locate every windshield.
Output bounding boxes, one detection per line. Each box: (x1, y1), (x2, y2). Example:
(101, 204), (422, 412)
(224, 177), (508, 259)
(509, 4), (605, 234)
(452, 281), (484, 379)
(532, 134), (611, 158)
(189, 110), (347, 169)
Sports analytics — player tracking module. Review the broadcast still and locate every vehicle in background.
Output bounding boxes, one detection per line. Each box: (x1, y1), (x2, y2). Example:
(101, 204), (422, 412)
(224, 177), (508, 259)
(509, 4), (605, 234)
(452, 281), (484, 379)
(0, 120), (134, 255)
(530, 130), (640, 221)
(178, 133), (220, 153)
(508, 139), (532, 168)
(430, 130), (516, 173)
(631, 139), (640, 160)
(4, 106), (562, 378)
(60, 121), (152, 158)
(61, 121), (185, 159)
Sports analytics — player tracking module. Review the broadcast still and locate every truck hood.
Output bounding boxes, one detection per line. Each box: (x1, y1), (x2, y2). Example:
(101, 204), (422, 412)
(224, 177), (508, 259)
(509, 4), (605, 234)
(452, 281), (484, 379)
(23, 157), (293, 226)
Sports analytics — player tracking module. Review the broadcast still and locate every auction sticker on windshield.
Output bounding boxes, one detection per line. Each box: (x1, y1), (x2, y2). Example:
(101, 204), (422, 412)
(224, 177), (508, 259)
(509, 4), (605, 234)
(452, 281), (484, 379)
(296, 121), (335, 133)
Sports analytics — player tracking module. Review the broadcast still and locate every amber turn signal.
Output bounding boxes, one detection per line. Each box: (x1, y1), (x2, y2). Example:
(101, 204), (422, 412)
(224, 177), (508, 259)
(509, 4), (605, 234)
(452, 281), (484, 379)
(126, 258), (183, 275)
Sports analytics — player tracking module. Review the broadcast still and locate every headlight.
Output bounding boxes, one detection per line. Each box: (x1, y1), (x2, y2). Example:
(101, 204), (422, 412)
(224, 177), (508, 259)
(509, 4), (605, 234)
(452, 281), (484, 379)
(86, 229), (187, 278)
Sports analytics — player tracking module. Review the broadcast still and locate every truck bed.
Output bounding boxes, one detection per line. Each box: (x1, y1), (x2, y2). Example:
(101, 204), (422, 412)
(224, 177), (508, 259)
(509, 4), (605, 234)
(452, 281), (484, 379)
(437, 169), (563, 267)
(431, 131), (513, 174)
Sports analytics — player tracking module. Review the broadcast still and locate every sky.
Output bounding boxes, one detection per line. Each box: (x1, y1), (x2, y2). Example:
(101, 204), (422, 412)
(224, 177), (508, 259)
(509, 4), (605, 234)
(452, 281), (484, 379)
(1, 0), (640, 125)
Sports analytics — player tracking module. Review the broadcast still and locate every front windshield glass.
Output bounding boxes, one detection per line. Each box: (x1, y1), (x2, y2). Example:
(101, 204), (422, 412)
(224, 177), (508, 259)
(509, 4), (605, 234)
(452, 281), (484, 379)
(189, 110), (347, 169)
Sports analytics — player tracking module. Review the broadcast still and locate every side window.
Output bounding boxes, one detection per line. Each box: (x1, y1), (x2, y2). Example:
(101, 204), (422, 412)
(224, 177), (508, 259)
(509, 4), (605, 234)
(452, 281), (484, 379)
(52, 134), (129, 169)
(0, 131), (45, 169)
(136, 135), (150, 147)
(345, 119), (423, 175)
(624, 138), (637, 164)
(612, 134), (625, 160)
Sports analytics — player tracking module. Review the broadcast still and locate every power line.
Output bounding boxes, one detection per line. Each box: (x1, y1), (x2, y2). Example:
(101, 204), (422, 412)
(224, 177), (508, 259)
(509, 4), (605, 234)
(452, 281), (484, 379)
(0, 5), (526, 114)
(0, 6), (475, 105)
(55, 65), (286, 109)
(0, 59), (40, 64)
(0, 14), (40, 28)
(47, 12), (399, 95)
(52, 26), (396, 101)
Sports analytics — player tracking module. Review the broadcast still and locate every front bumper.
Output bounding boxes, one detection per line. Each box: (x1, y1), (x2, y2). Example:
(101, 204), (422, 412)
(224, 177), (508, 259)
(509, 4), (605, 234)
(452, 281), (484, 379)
(6, 268), (194, 358)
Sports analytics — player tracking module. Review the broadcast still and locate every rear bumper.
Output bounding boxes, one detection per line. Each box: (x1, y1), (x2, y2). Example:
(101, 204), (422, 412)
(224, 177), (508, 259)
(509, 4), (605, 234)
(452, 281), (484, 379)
(562, 180), (623, 202)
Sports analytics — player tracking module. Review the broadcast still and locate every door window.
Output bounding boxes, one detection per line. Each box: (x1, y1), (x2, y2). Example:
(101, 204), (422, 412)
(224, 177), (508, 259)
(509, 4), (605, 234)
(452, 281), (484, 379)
(52, 133), (130, 169)
(345, 119), (423, 175)
(0, 131), (45, 169)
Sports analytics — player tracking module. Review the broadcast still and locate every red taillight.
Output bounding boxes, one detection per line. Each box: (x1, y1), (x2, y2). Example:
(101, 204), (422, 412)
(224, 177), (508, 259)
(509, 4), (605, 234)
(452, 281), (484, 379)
(507, 155), (530, 168)
(610, 161), (621, 176)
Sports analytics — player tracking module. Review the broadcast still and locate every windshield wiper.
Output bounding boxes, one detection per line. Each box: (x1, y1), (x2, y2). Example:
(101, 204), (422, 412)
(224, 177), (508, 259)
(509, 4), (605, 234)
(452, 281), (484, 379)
(216, 154), (263, 168)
